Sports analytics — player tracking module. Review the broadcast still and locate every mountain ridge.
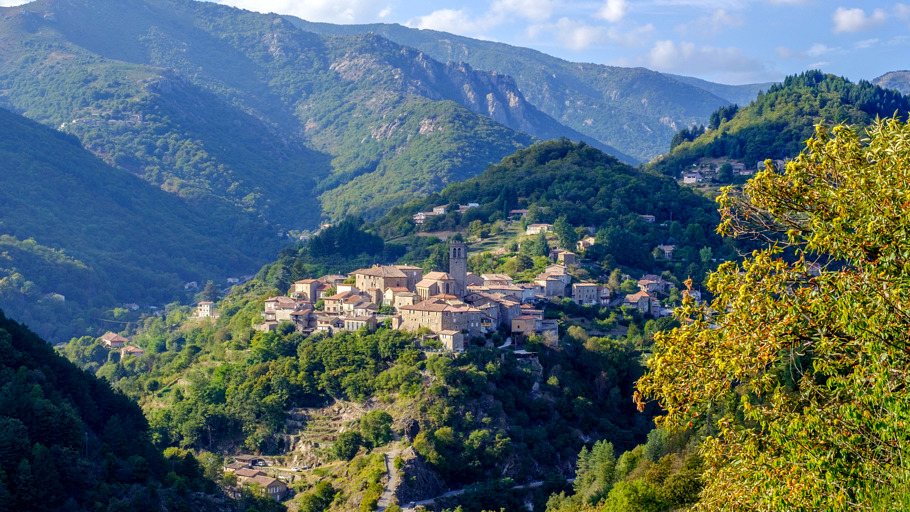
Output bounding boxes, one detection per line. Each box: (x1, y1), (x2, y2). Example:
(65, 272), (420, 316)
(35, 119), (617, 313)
(288, 18), (772, 162)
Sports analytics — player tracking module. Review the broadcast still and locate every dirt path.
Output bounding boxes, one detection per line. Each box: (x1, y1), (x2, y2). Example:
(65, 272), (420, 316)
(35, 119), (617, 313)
(376, 445), (403, 511)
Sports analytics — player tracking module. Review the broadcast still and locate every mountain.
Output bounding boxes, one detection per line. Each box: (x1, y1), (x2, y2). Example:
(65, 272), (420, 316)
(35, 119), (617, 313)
(650, 71), (910, 175)
(664, 73), (774, 106)
(289, 19), (769, 162)
(873, 70), (910, 95)
(0, 0), (630, 226)
(0, 308), (229, 511)
(0, 107), (279, 343)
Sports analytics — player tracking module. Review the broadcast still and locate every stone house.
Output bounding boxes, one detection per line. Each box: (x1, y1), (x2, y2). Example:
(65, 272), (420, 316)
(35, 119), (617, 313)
(100, 332), (127, 349)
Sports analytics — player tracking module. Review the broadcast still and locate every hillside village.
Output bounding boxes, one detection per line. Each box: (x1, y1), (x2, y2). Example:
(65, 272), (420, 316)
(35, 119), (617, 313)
(193, 235), (689, 354)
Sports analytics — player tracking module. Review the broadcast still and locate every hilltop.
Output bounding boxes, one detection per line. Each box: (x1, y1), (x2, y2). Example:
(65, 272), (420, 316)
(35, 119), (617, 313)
(873, 70), (910, 95)
(650, 71), (910, 176)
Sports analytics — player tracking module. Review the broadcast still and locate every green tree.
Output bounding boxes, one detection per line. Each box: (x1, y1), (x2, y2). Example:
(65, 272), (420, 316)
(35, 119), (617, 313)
(360, 410), (394, 449)
(333, 431), (363, 461)
(637, 119), (910, 511)
(553, 216), (578, 250)
(717, 163), (733, 183)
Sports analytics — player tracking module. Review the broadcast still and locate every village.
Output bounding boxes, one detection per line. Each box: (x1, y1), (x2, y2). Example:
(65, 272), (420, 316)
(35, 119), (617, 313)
(185, 221), (694, 355)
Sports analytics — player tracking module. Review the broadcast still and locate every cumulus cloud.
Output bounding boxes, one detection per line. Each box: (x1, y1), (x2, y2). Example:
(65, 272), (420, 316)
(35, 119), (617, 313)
(806, 43), (834, 57)
(596, 0), (629, 23)
(408, 9), (496, 36)
(491, 0), (554, 22)
(215, 0), (393, 24)
(676, 8), (743, 37)
(896, 3), (910, 19)
(645, 39), (772, 82)
(832, 7), (887, 33)
(528, 18), (607, 50)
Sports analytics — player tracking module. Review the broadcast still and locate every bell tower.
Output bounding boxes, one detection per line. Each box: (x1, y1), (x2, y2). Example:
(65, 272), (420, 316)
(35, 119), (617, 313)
(449, 241), (467, 298)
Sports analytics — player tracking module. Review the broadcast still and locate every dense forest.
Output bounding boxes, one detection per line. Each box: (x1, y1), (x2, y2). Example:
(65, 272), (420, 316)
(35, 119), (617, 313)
(0, 107), (279, 343)
(372, 138), (737, 286)
(0, 308), (236, 511)
(651, 71), (910, 175)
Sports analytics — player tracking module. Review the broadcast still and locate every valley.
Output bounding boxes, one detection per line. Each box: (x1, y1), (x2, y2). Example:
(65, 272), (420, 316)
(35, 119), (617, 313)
(0, 0), (909, 510)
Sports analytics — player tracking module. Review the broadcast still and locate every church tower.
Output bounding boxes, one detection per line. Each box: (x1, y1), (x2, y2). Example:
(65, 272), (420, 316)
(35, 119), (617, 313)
(449, 241), (467, 298)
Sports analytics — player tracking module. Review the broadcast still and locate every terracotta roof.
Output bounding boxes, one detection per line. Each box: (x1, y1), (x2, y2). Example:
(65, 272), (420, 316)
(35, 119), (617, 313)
(423, 271), (454, 280)
(439, 330), (460, 335)
(386, 286), (409, 293)
(250, 475), (285, 489)
(395, 265), (424, 271)
(120, 346), (145, 355)
(295, 279), (320, 284)
(235, 468), (266, 478)
(100, 332), (128, 343)
(353, 266), (407, 278)
(198, 301), (214, 305)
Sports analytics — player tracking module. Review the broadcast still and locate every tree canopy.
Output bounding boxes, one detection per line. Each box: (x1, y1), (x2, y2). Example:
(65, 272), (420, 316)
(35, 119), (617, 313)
(637, 117), (910, 510)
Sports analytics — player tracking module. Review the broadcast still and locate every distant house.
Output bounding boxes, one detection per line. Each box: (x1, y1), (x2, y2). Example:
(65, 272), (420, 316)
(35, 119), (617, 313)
(120, 346), (146, 357)
(576, 236), (596, 252)
(623, 291), (659, 314)
(509, 209), (530, 220)
(526, 223), (552, 235)
(639, 214), (656, 223)
(249, 475), (288, 501)
(291, 279), (321, 301)
(549, 249), (577, 266)
(683, 173), (703, 184)
(196, 301), (217, 318)
(656, 244), (676, 260)
(99, 332), (128, 349)
(638, 274), (673, 294)
(343, 316), (377, 332)
(438, 330), (465, 352)
(572, 283), (600, 306)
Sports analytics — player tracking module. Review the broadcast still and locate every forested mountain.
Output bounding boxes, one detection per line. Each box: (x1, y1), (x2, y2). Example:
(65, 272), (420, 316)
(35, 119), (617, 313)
(0, 308), (231, 511)
(0, 0), (632, 226)
(0, 107), (278, 343)
(290, 20), (769, 162)
(650, 71), (910, 175)
(372, 138), (732, 282)
(873, 70), (910, 95)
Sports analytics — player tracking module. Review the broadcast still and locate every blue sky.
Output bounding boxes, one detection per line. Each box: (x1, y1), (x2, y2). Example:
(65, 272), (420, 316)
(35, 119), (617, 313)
(206, 0), (908, 84)
(3, 0), (906, 84)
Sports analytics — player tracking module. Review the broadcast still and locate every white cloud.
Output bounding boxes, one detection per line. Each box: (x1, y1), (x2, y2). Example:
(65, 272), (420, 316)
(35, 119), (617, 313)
(806, 43), (833, 57)
(832, 7), (887, 33)
(645, 39), (770, 82)
(607, 23), (656, 47)
(0, 1), (29, 5)
(596, 0), (629, 22)
(408, 9), (496, 36)
(676, 8), (743, 37)
(552, 18), (608, 50)
(896, 3), (910, 19)
(215, 0), (392, 24)
(491, 0), (554, 22)
(854, 38), (879, 49)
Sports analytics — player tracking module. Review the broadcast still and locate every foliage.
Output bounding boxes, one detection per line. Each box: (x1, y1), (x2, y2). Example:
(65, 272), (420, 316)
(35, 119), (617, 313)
(653, 71), (910, 175)
(637, 117), (910, 510)
(291, 19), (767, 162)
(0, 308), (219, 511)
(0, 108), (278, 342)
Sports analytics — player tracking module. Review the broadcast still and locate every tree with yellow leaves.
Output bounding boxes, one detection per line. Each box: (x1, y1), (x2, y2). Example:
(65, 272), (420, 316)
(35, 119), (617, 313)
(636, 116), (910, 511)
